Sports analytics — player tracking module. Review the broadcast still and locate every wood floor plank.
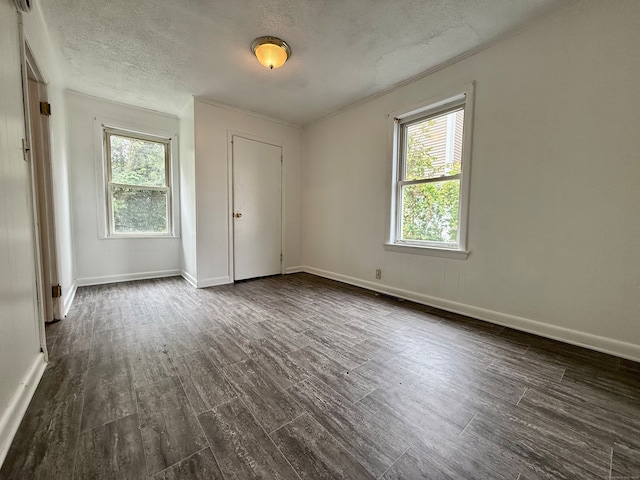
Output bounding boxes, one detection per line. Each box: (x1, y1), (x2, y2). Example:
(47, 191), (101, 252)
(246, 336), (310, 389)
(561, 364), (640, 403)
(487, 354), (566, 387)
(549, 374), (639, 423)
(419, 416), (541, 480)
(417, 357), (528, 404)
(443, 384), (612, 468)
(271, 413), (374, 480)
(49, 315), (94, 359)
(88, 327), (129, 368)
(27, 349), (89, 413)
(385, 430), (517, 480)
(303, 328), (370, 369)
(288, 376), (408, 478)
(464, 413), (608, 479)
(155, 303), (189, 327)
(258, 310), (313, 334)
(91, 309), (126, 333)
(136, 376), (208, 475)
(349, 336), (409, 363)
(380, 448), (458, 480)
(620, 358), (640, 373)
(356, 381), (475, 447)
(290, 345), (376, 402)
(219, 321), (266, 354)
(178, 308), (222, 333)
(74, 413), (146, 479)
(127, 340), (177, 389)
(157, 323), (203, 359)
(152, 448), (224, 480)
(223, 358), (304, 433)
(44, 319), (63, 343)
(519, 387), (640, 449)
(196, 328), (248, 367)
(81, 358), (137, 432)
(254, 319), (302, 341)
(612, 442), (640, 479)
(174, 350), (237, 415)
(397, 337), (496, 372)
(198, 399), (299, 480)
(450, 330), (530, 358)
(0, 395), (83, 480)
(353, 357), (424, 391)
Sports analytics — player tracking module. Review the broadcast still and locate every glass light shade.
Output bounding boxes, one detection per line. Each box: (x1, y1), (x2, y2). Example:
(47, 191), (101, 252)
(252, 37), (291, 69)
(255, 43), (288, 69)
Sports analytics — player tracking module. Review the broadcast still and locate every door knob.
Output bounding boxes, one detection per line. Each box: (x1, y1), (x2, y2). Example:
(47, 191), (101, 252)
(234, 213), (243, 218)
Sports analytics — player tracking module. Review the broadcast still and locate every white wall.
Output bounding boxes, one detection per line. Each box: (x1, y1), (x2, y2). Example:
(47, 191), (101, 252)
(0, 5), (47, 465)
(22, 1), (75, 315)
(66, 92), (182, 285)
(303, 0), (640, 361)
(193, 99), (303, 287)
(179, 98), (197, 285)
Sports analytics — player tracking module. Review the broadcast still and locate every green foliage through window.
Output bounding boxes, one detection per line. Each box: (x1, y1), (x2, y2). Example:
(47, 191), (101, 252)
(112, 187), (168, 233)
(106, 131), (171, 235)
(399, 108), (464, 244)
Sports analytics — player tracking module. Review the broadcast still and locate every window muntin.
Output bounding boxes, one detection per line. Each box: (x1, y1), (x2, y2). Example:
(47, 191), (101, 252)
(104, 128), (172, 236)
(394, 95), (469, 250)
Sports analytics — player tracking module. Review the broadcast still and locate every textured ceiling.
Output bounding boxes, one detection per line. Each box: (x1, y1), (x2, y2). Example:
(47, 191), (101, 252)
(39, 0), (569, 125)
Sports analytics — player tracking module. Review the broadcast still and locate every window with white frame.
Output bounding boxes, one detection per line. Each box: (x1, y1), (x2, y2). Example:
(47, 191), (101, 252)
(104, 127), (173, 236)
(389, 85), (473, 255)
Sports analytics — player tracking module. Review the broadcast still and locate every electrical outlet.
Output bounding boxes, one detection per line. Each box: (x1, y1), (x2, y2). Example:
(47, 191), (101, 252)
(375, 268), (382, 280)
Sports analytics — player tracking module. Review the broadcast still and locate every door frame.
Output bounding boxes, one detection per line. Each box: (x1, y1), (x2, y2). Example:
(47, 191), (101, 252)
(19, 26), (61, 360)
(227, 130), (286, 282)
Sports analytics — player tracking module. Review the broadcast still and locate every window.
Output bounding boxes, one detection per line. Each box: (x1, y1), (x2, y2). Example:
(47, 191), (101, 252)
(104, 128), (173, 236)
(388, 84), (474, 257)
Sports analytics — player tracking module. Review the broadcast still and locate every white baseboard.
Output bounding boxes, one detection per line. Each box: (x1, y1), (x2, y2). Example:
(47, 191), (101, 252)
(181, 270), (198, 288)
(302, 266), (640, 363)
(285, 266), (304, 274)
(76, 269), (182, 287)
(62, 281), (77, 317)
(0, 353), (46, 467)
(196, 276), (231, 288)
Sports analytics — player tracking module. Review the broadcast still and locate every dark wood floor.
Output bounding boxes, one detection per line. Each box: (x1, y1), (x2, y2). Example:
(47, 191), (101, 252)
(1, 273), (639, 479)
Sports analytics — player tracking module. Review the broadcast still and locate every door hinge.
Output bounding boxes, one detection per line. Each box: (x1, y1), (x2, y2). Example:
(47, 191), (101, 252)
(40, 101), (51, 116)
(52, 284), (62, 298)
(280, 253), (283, 262)
(22, 138), (30, 162)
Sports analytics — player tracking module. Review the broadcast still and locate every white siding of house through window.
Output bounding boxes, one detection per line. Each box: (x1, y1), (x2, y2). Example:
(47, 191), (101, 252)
(408, 109), (464, 178)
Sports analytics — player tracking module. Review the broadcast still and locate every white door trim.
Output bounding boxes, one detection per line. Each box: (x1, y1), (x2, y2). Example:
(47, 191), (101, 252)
(19, 27), (61, 361)
(226, 130), (286, 282)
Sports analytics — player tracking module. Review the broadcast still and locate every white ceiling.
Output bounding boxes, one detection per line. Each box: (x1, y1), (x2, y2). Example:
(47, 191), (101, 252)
(39, 0), (569, 125)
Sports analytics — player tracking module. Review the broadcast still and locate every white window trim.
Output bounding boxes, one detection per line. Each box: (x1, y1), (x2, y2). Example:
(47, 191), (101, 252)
(385, 81), (475, 259)
(94, 117), (180, 239)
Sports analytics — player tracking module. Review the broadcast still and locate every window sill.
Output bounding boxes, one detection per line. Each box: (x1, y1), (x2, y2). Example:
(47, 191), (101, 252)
(104, 234), (180, 240)
(384, 242), (469, 259)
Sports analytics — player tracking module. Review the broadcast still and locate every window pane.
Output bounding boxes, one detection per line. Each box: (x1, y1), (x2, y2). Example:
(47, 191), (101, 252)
(110, 135), (167, 187)
(401, 179), (460, 243)
(405, 109), (464, 181)
(112, 187), (168, 233)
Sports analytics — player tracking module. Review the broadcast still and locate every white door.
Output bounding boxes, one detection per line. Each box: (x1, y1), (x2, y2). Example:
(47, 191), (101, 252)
(232, 136), (282, 281)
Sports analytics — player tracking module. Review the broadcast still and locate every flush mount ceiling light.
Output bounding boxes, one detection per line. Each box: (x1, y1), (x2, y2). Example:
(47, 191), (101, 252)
(251, 36), (291, 69)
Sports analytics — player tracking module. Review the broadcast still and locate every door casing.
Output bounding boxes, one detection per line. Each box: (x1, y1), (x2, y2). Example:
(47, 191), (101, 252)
(19, 30), (62, 360)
